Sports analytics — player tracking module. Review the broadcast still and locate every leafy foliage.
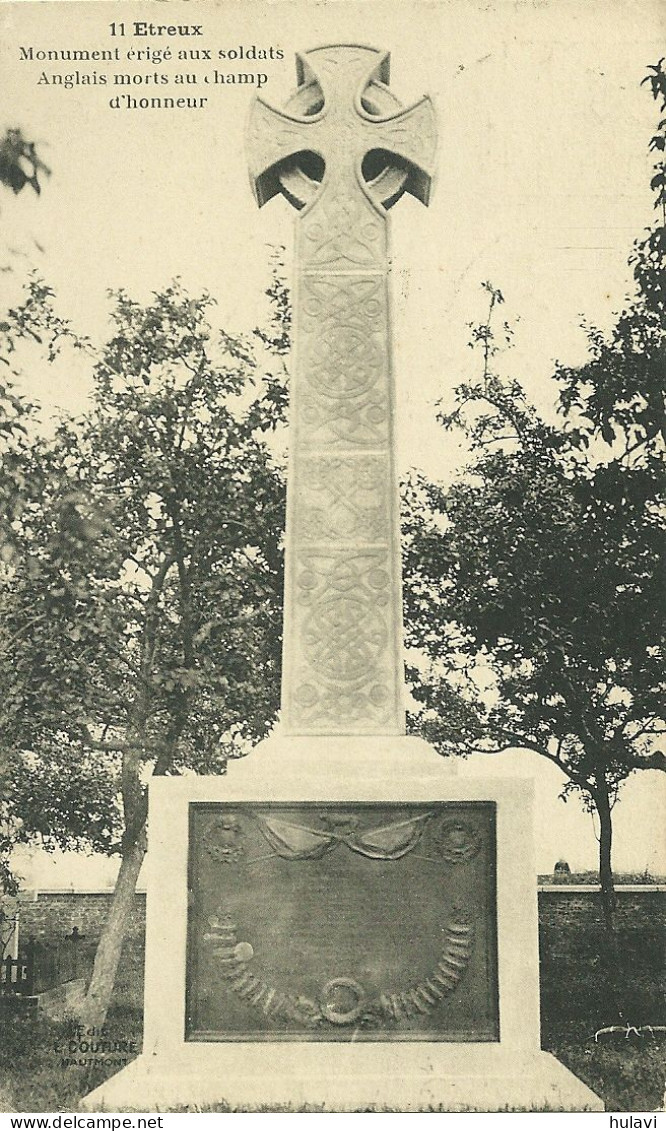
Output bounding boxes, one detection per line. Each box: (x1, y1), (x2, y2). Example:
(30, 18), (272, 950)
(1, 278), (287, 861)
(0, 279), (83, 570)
(0, 129), (50, 197)
(642, 58), (666, 226)
(404, 309), (664, 788)
(403, 67), (666, 917)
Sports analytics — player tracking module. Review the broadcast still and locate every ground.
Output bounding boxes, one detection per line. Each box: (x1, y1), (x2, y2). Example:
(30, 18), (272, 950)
(1, 898), (664, 1112)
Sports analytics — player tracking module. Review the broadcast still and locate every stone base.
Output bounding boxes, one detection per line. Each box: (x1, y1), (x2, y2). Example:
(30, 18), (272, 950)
(81, 735), (603, 1113)
(82, 1045), (603, 1112)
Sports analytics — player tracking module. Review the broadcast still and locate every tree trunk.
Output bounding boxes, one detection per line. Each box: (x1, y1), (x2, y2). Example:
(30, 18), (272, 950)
(76, 826), (147, 1030)
(595, 783), (617, 936)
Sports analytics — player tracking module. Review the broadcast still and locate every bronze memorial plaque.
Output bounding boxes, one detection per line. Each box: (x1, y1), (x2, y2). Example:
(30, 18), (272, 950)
(186, 802), (498, 1042)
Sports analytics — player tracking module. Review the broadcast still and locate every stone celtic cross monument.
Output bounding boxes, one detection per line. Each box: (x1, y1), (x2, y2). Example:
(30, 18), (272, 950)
(84, 45), (602, 1112)
(247, 44), (436, 736)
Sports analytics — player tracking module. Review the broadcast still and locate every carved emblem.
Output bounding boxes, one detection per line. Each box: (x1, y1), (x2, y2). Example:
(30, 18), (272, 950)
(319, 977), (366, 1025)
(434, 819), (481, 864)
(204, 816), (245, 863)
(318, 811), (360, 833)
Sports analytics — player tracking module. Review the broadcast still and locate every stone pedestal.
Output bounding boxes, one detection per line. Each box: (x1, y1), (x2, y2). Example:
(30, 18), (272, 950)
(82, 737), (603, 1112)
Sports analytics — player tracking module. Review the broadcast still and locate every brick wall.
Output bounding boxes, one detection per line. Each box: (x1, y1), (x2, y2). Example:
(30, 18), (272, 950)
(17, 886), (664, 946)
(17, 891), (147, 943)
(539, 887), (665, 931)
(538, 888), (664, 1024)
(15, 887), (664, 1025)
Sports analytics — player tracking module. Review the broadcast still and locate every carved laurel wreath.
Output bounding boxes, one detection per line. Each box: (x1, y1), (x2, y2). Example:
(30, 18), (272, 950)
(206, 907), (475, 1030)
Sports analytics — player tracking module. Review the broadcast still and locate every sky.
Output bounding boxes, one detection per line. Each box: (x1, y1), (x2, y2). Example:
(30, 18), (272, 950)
(1, 0), (664, 878)
(2, 0), (662, 470)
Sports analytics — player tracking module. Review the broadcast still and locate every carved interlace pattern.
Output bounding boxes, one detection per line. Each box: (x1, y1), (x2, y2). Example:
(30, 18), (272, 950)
(296, 454), (388, 544)
(296, 274), (388, 448)
(299, 387), (388, 449)
(300, 191), (386, 271)
(247, 100), (306, 186)
(247, 45), (436, 734)
(288, 550), (397, 729)
(364, 114), (437, 175)
(300, 276), (385, 399)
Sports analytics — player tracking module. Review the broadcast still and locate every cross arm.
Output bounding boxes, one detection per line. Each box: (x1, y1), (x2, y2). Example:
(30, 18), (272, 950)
(247, 97), (323, 208)
(364, 95), (437, 206)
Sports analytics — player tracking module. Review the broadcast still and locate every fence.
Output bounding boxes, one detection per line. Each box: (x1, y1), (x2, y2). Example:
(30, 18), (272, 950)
(1, 948), (34, 995)
(0, 930), (90, 997)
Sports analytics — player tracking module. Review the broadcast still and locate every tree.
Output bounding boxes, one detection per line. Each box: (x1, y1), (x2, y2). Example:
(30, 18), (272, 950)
(0, 128), (50, 198)
(0, 126), (56, 892)
(1, 129), (57, 581)
(0, 277), (288, 1025)
(0, 128), (50, 276)
(403, 68), (665, 933)
(0, 283), (112, 896)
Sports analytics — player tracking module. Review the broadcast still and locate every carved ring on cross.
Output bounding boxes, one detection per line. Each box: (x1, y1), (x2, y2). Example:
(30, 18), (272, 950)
(273, 78), (411, 212)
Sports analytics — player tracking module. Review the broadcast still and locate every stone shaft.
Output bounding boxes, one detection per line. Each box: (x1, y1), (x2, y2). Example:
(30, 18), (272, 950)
(286, 193), (400, 734)
(247, 45), (436, 735)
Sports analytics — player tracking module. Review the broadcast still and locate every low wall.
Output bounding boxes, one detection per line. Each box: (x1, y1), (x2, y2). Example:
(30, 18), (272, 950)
(18, 886), (664, 945)
(17, 891), (147, 942)
(539, 886), (665, 932)
(15, 886), (664, 1027)
(538, 887), (664, 1026)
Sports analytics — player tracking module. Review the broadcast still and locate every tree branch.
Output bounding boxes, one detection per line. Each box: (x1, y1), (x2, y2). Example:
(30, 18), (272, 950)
(81, 731), (141, 754)
(621, 748), (666, 772)
(3, 610), (49, 648)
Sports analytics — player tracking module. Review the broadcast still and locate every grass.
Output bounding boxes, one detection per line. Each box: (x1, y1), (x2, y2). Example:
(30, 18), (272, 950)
(1, 924), (664, 1114)
(1, 1011), (664, 1113)
(0, 1010), (95, 1113)
(545, 1023), (665, 1114)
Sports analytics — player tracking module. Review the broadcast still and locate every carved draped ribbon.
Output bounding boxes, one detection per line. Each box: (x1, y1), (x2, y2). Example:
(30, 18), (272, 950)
(254, 812), (433, 861)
